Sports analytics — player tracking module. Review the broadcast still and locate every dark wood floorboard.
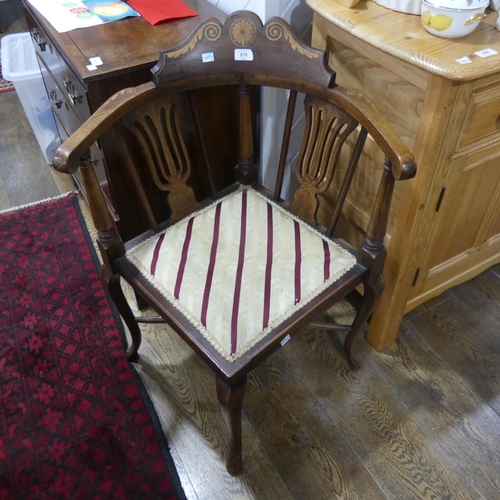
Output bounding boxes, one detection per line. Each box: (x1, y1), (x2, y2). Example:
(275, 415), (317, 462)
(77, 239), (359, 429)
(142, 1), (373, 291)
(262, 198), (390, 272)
(364, 322), (500, 498)
(0, 90), (61, 210)
(2, 2), (500, 498)
(245, 348), (388, 500)
(133, 323), (294, 500)
(286, 329), (481, 500)
(403, 289), (454, 322)
(409, 290), (500, 418)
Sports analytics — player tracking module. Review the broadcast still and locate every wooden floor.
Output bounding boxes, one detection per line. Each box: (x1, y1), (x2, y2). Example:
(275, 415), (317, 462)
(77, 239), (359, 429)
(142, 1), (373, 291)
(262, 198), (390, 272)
(2, 3), (500, 499)
(0, 0), (73, 210)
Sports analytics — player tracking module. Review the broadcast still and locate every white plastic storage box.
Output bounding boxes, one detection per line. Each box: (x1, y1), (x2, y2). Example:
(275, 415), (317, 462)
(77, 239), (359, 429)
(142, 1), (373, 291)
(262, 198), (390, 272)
(1, 33), (59, 164)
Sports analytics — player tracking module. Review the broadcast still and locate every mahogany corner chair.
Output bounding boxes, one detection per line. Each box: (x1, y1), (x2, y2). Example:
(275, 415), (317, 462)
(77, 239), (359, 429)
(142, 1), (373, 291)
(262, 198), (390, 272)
(53, 11), (416, 475)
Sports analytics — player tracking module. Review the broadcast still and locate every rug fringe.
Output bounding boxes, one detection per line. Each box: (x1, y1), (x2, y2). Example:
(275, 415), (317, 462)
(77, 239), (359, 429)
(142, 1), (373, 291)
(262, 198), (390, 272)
(0, 191), (78, 215)
(0, 58), (15, 94)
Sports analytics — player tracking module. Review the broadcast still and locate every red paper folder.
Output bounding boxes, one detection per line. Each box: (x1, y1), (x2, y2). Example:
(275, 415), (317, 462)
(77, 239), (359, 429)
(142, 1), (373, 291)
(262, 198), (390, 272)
(127, 0), (197, 25)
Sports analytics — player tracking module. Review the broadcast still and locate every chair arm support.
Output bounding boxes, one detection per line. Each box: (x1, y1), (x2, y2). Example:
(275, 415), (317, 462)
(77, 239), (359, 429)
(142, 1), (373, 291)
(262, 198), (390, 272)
(358, 157), (395, 273)
(367, 157), (396, 241)
(78, 152), (126, 266)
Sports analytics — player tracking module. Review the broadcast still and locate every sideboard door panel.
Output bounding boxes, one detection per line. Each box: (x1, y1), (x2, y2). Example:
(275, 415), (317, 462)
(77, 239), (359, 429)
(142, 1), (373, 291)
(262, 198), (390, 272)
(410, 155), (500, 300)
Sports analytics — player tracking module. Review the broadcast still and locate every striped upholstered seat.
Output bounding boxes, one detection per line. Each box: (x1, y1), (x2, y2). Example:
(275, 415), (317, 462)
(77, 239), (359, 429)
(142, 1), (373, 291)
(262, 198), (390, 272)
(127, 186), (356, 362)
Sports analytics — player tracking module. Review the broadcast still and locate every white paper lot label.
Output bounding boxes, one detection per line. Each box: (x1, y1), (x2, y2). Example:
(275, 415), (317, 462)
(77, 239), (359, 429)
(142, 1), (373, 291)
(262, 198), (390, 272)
(235, 49), (254, 61)
(475, 48), (498, 58)
(280, 334), (291, 346)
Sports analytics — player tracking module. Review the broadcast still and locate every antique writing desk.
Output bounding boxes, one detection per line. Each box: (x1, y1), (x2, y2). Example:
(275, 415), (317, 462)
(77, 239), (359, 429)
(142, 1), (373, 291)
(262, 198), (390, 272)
(308, 0), (500, 348)
(22, 0), (237, 242)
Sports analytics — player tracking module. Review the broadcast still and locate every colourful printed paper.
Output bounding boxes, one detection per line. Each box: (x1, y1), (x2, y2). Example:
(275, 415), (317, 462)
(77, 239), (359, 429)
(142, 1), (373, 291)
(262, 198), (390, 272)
(82, 0), (140, 22)
(127, 0), (197, 26)
(27, 0), (103, 32)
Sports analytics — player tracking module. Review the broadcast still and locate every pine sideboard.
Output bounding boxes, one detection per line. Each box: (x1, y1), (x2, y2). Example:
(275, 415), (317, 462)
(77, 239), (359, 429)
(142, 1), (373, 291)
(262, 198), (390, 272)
(307, 0), (500, 348)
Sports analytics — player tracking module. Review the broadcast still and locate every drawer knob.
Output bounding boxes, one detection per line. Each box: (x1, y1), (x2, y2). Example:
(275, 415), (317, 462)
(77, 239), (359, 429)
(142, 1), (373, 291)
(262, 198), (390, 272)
(63, 78), (83, 105)
(31, 29), (46, 52)
(49, 89), (63, 109)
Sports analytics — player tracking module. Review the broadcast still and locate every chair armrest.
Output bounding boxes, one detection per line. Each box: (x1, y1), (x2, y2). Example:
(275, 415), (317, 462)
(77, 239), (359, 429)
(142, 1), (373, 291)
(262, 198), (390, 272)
(332, 87), (417, 181)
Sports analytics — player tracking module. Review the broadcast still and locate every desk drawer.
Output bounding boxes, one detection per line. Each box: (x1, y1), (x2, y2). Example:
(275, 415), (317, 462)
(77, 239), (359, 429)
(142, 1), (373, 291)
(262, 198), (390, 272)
(39, 56), (82, 133)
(457, 83), (500, 152)
(29, 26), (61, 78)
(58, 72), (90, 123)
(25, 9), (91, 124)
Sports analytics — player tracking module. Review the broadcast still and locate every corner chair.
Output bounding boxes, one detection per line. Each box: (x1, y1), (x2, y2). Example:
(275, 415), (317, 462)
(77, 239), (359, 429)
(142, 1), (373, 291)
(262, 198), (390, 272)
(53, 11), (416, 475)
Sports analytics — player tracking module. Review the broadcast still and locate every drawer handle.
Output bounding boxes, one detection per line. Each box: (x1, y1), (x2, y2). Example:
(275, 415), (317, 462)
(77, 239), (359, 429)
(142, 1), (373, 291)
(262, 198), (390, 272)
(31, 29), (46, 52)
(48, 89), (63, 109)
(63, 78), (83, 105)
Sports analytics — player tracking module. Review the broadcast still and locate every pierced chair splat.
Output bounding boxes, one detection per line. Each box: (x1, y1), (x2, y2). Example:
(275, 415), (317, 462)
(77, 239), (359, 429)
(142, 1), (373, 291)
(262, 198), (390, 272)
(53, 11), (416, 476)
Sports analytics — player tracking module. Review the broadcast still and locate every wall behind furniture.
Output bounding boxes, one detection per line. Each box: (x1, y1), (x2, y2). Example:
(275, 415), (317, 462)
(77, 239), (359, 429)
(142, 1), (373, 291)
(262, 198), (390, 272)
(207, 0), (313, 193)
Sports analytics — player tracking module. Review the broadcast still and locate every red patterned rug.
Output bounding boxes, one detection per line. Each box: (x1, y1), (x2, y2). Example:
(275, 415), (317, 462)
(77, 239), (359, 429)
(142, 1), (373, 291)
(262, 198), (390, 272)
(0, 194), (185, 499)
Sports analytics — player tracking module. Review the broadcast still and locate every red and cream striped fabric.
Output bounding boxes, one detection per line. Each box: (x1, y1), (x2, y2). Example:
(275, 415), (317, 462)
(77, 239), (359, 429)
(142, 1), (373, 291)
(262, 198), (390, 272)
(127, 187), (356, 361)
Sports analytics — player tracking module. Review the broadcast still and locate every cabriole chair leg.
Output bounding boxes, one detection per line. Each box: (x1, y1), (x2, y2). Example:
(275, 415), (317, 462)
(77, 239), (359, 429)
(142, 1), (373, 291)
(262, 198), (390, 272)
(216, 374), (247, 475)
(344, 276), (385, 369)
(100, 266), (142, 361)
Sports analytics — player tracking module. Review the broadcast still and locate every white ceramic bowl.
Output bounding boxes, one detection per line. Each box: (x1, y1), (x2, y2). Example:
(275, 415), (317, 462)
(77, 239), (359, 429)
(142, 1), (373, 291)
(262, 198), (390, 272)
(421, 0), (488, 38)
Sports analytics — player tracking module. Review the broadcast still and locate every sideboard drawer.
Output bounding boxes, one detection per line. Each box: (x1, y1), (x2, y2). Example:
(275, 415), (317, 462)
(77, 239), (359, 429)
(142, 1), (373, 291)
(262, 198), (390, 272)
(457, 83), (500, 152)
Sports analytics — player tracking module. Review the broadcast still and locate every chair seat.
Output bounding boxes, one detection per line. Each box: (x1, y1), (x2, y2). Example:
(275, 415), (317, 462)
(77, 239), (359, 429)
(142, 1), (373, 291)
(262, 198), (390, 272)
(126, 186), (356, 362)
